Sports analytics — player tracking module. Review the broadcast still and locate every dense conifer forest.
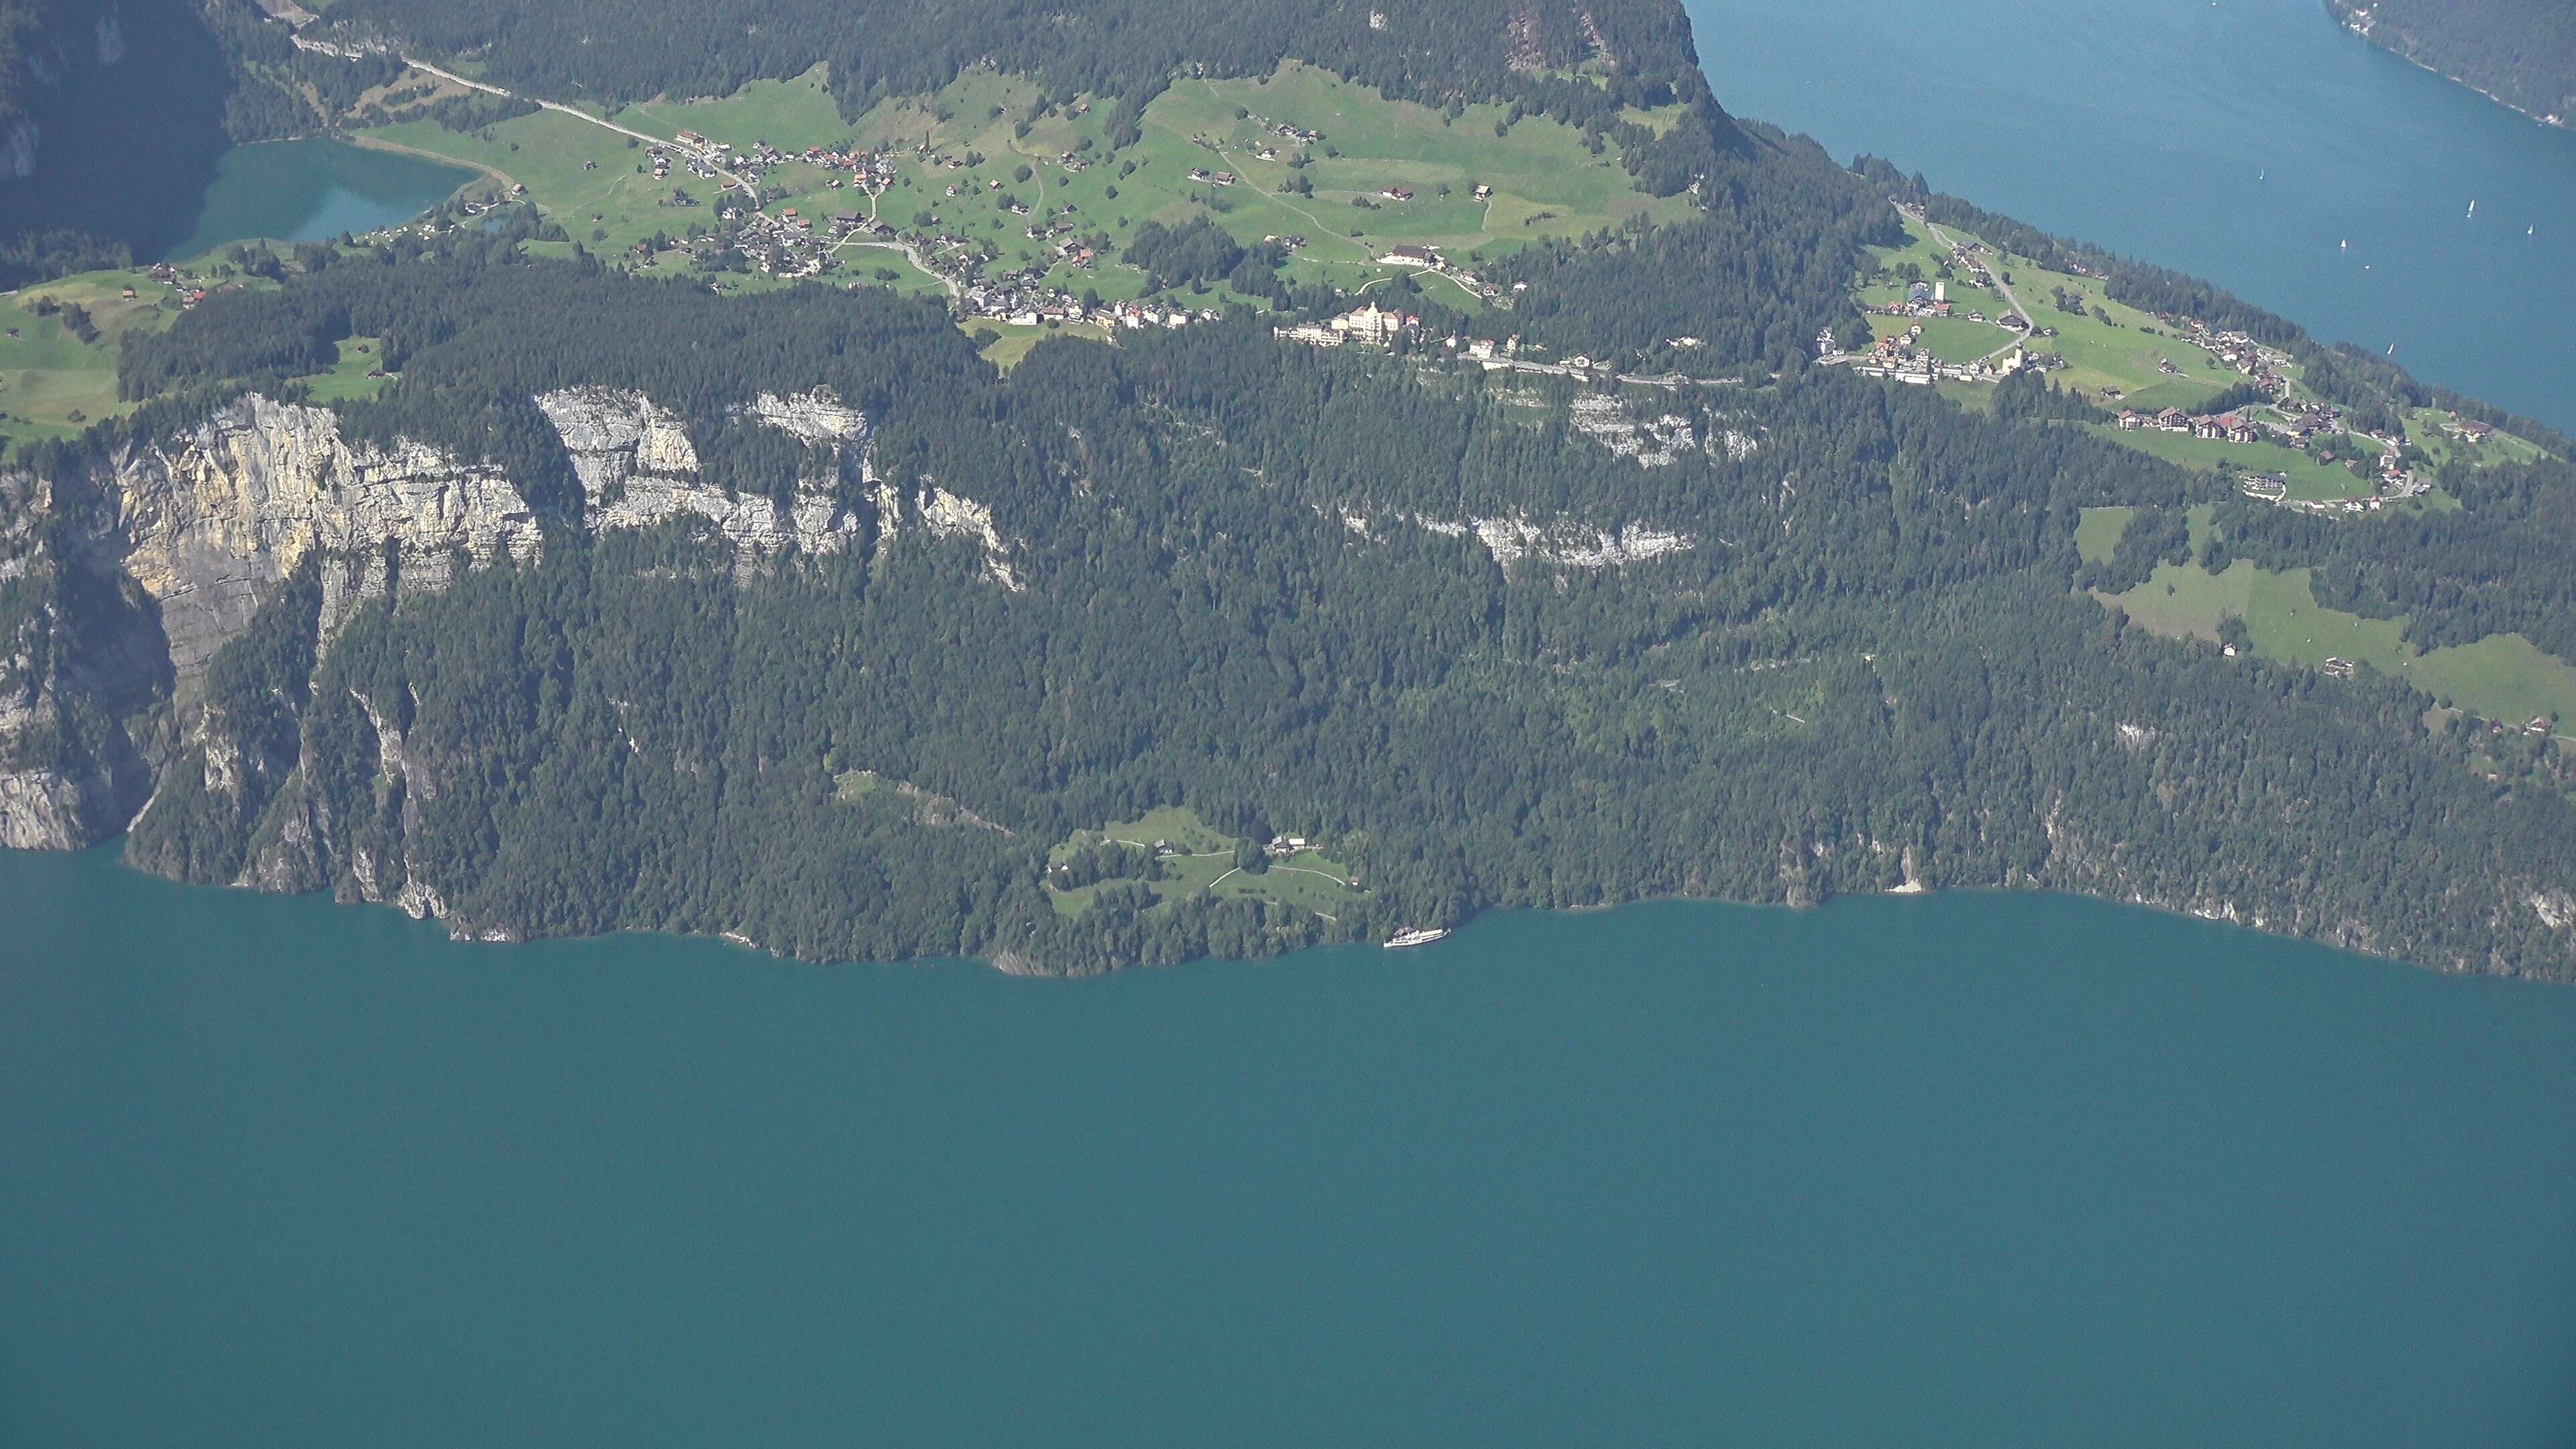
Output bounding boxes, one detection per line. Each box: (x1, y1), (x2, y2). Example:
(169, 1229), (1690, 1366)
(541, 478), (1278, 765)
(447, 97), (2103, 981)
(319, 0), (1705, 121)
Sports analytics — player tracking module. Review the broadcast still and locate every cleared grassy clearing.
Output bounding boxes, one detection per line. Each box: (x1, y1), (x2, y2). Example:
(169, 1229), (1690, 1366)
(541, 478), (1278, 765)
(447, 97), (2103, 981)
(2088, 424), (2377, 501)
(292, 335), (393, 404)
(1045, 806), (1366, 920)
(2103, 557), (2576, 727)
(966, 319), (1111, 370)
(1, 270), (180, 445)
(617, 66), (849, 152)
(2076, 505), (2137, 565)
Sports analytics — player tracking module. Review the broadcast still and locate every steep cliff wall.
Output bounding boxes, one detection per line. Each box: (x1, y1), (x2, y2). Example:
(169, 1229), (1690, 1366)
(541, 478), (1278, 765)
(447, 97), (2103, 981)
(0, 466), (171, 849)
(113, 392), (547, 673)
(0, 383), (891, 853)
(537, 385), (867, 572)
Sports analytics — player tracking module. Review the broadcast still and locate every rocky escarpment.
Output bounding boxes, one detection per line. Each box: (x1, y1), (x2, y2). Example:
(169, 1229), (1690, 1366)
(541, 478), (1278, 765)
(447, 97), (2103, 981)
(0, 382), (938, 855)
(1337, 507), (1695, 570)
(538, 386), (867, 573)
(111, 392), (545, 675)
(0, 468), (171, 849)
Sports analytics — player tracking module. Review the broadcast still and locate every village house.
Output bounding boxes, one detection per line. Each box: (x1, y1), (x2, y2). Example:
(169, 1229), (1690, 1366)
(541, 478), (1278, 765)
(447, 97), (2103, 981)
(1378, 244), (1441, 268)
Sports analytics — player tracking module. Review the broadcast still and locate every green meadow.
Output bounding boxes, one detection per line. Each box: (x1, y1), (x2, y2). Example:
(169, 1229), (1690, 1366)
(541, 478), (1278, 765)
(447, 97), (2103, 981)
(292, 335), (393, 405)
(2103, 555), (2576, 729)
(1860, 213), (2247, 411)
(362, 60), (1690, 313)
(361, 108), (729, 260)
(2090, 423), (2377, 501)
(1045, 806), (1366, 921)
(1, 270), (180, 447)
(2075, 505), (2139, 565)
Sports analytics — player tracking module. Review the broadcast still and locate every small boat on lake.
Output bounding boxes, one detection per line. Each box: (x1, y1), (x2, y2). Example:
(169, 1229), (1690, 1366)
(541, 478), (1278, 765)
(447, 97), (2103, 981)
(1384, 928), (1451, 950)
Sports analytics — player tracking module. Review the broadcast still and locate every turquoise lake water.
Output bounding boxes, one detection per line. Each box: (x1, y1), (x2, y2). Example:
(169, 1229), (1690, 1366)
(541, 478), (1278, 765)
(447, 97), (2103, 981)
(160, 139), (474, 263)
(4, 845), (2575, 1446)
(1685, 0), (2576, 432)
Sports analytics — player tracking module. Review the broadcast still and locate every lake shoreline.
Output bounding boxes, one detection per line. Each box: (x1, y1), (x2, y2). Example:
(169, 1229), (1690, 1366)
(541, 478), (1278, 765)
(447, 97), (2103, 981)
(15, 831), (2536, 985)
(2324, 0), (2573, 133)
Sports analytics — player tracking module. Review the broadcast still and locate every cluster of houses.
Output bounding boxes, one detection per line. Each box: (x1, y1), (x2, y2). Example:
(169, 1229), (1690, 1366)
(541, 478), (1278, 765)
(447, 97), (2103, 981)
(2117, 407), (2263, 442)
(1272, 307), (1670, 383)
(1882, 278), (2027, 331)
(1256, 117), (1326, 146)
(141, 263), (214, 310)
(2155, 315), (2292, 388)
(1825, 321), (2034, 386)
(958, 281), (1220, 332)
(648, 137), (727, 186)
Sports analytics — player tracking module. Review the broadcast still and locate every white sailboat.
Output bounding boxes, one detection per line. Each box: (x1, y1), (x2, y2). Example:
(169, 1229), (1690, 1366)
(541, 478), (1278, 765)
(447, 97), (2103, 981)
(2340, 239), (2348, 251)
(2467, 199), (2477, 219)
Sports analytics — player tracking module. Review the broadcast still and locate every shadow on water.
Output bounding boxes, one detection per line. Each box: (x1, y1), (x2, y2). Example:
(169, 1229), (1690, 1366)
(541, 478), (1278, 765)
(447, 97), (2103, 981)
(0, 0), (232, 270)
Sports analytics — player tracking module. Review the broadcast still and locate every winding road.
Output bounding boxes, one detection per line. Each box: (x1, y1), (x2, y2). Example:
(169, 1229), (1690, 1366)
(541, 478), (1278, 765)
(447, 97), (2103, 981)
(1915, 209), (2034, 363)
(396, 55), (761, 207)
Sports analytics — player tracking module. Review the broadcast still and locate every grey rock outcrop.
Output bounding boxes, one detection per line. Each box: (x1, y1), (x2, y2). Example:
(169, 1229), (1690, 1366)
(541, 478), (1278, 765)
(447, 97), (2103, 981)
(111, 392), (543, 674)
(1, 382), (888, 857)
(537, 385), (865, 570)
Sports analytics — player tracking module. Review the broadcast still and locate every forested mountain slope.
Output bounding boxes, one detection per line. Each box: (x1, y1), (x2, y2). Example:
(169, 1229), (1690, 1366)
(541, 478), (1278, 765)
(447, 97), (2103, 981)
(320, 0), (1705, 119)
(5, 0), (2575, 979)
(9, 245), (2576, 978)
(2330, 0), (2576, 126)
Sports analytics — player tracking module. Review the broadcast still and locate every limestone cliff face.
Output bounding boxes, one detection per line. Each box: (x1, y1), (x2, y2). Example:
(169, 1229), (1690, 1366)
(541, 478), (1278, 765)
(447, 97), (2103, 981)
(1, 383), (890, 855)
(0, 470), (170, 849)
(536, 385), (866, 571)
(110, 393), (544, 674)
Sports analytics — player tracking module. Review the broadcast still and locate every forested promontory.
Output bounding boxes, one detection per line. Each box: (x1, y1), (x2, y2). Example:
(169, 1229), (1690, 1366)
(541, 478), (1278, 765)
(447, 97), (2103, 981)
(2330, 0), (2576, 127)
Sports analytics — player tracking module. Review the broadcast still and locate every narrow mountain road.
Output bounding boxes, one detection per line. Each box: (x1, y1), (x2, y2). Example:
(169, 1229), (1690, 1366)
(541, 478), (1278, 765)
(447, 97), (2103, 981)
(397, 55), (761, 207)
(1917, 211), (2033, 363)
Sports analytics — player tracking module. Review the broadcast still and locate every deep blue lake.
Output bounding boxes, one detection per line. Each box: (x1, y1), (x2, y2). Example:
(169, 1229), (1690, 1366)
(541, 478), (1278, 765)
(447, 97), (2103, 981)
(1686, 0), (2576, 431)
(5, 847), (2575, 1446)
